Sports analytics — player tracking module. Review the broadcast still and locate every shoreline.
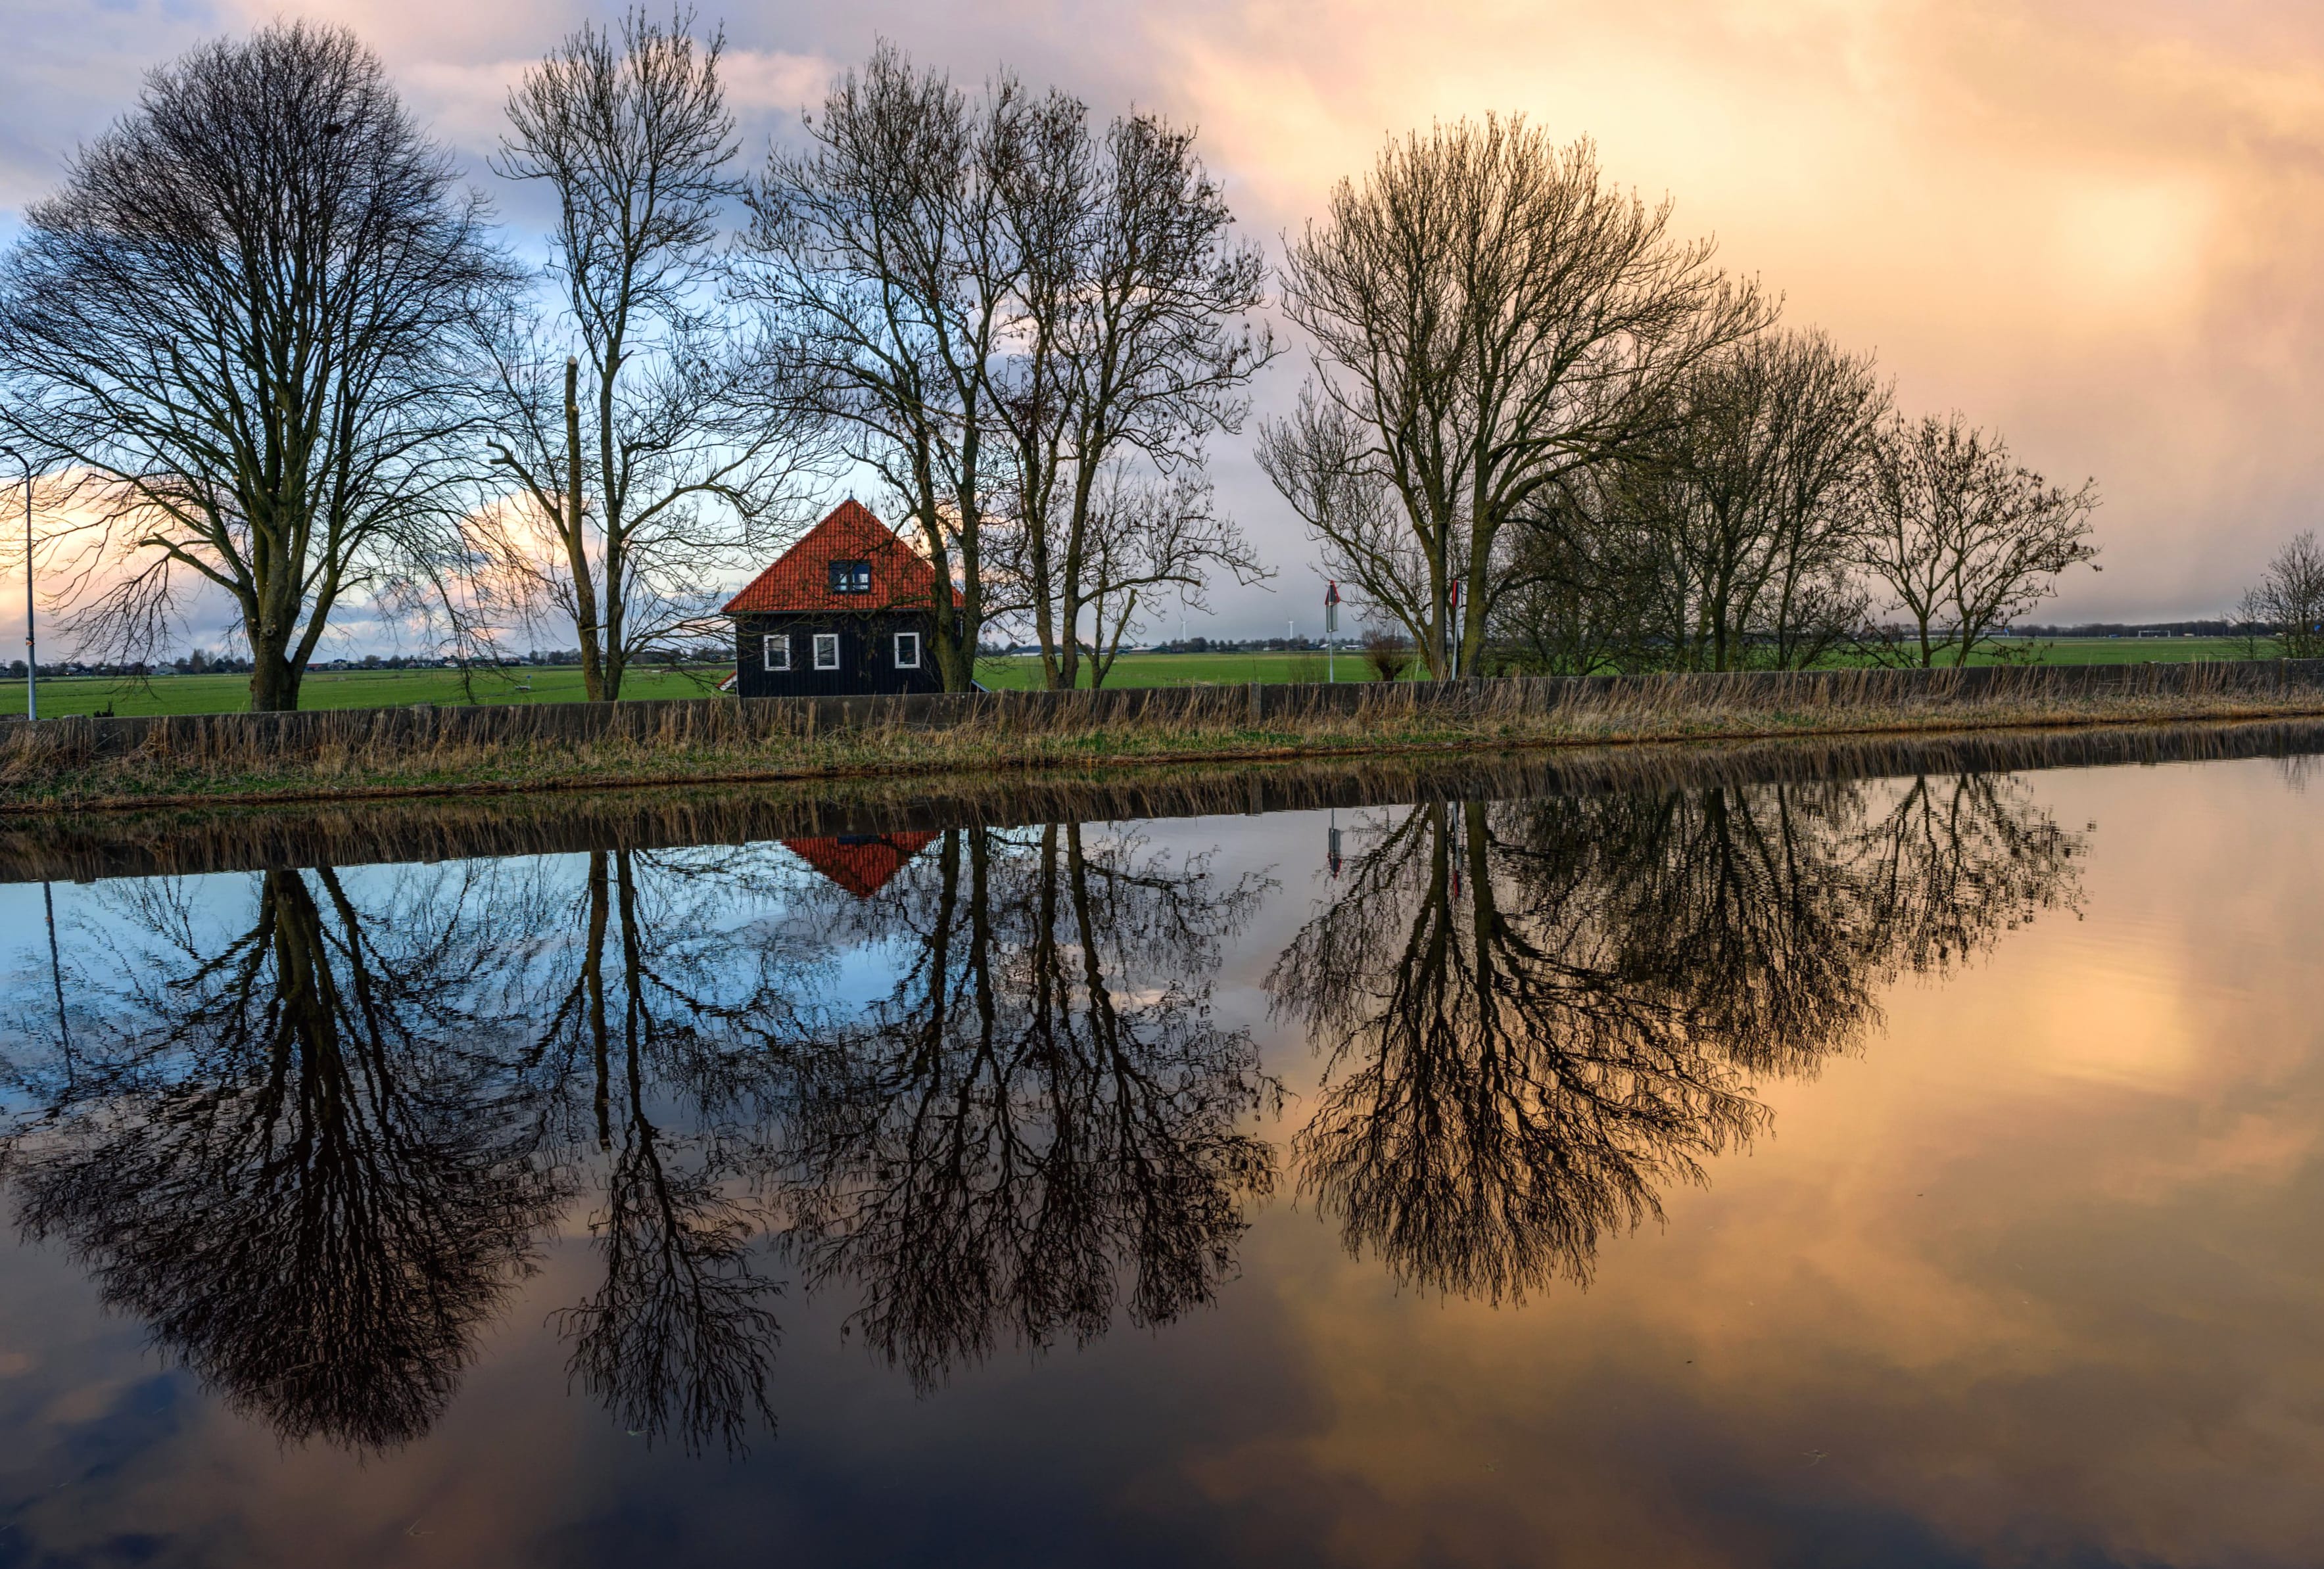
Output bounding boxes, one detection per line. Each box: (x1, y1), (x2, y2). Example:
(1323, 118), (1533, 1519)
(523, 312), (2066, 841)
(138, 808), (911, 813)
(7, 665), (2324, 816)
(7, 712), (2323, 883)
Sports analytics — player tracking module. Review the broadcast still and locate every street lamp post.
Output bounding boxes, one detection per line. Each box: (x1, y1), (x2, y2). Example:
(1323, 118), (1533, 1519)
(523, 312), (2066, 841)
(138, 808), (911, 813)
(1, 448), (32, 721)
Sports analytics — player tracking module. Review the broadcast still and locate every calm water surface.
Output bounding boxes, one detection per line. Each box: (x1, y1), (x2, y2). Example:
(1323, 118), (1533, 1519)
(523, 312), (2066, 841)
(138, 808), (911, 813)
(1, 743), (2321, 1567)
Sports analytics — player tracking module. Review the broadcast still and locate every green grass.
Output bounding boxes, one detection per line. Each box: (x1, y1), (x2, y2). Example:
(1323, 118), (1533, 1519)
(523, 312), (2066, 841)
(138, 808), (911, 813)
(1968, 636), (2255, 665)
(0, 651), (1382, 716)
(972, 649), (1389, 690)
(0, 638), (2273, 718)
(0, 663), (730, 719)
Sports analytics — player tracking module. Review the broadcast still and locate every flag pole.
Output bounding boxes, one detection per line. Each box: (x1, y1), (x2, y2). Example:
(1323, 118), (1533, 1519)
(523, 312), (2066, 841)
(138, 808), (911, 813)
(1325, 578), (1340, 684)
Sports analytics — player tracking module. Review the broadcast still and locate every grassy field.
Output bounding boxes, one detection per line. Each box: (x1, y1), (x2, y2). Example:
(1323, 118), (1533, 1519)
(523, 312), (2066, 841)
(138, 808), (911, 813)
(1969, 637), (2254, 665)
(0, 638), (2270, 718)
(978, 650), (1387, 689)
(0, 651), (1384, 717)
(0, 664), (732, 719)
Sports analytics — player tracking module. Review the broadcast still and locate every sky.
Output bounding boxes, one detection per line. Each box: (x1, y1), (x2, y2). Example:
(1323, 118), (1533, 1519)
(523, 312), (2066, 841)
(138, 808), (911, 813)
(4, 0), (2323, 650)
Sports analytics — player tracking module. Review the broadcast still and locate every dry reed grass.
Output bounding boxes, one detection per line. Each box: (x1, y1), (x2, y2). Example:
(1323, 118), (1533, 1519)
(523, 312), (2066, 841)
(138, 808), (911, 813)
(5, 662), (2323, 815)
(8, 713), (2322, 883)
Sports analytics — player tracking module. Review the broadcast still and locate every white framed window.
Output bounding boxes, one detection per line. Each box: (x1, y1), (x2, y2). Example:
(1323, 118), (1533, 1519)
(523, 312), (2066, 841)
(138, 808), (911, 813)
(763, 634), (791, 672)
(893, 631), (921, 669)
(813, 633), (841, 671)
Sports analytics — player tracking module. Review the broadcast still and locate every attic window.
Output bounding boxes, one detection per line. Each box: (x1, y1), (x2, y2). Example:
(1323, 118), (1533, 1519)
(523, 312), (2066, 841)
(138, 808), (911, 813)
(828, 559), (872, 595)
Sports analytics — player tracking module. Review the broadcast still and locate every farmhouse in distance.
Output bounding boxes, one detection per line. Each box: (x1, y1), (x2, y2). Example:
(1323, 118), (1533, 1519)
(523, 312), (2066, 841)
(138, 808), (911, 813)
(721, 501), (957, 699)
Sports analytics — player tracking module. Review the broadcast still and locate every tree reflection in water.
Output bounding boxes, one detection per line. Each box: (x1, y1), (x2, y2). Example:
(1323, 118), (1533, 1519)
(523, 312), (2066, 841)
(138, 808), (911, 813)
(1272, 774), (2085, 1303)
(768, 824), (1279, 1391)
(0, 819), (1279, 1450)
(0, 769), (2081, 1453)
(0, 866), (559, 1450)
(523, 846), (804, 1456)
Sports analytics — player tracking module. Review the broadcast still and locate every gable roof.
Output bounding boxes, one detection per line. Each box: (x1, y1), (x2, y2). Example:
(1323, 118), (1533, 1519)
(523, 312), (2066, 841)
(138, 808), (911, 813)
(783, 832), (938, 899)
(721, 500), (960, 615)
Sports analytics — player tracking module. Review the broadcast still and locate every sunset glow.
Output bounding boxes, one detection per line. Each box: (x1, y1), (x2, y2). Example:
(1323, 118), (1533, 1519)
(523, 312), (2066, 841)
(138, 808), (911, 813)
(5, 0), (2321, 643)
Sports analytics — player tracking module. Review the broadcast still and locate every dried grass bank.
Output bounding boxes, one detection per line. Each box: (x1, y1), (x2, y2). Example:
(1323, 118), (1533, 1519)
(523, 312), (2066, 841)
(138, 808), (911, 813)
(5, 661), (2323, 814)
(9, 715), (2323, 884)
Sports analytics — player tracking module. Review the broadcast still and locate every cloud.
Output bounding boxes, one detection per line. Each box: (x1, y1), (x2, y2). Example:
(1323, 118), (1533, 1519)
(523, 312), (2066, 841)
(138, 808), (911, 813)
(5, 0), (2324, 636)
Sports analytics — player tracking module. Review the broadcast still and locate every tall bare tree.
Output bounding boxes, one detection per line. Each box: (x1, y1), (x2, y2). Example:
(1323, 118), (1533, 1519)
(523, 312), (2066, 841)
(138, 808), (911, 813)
(1258, 120), (1768, 678)
(989, 108), (1273, 688)
(0, 23), (511, 710)
(489, 8), (819, 701)
(742, 45), (1033, 692)
(1858, 413), (2100, 667)
(2233, 530), (2324, 661)
(1605, 329), (1885, 670)
(1486, 465), (1667, 674)
(1056, 469), (1262, 687)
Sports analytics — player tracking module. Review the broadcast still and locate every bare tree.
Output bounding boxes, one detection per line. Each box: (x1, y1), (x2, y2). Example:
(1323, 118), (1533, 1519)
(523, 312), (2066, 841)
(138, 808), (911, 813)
(489, 8), (820, 701)
(1258, 120), (1769, 678)
(989, 107), (1274, 688)
(2233, 530), (2324, 661)
(743, 45), (1033, 692)
(1858, 414), (2100, 667)
(1360, 621), (1415, 682)
(1486, 331), (1882, 674)
(1486, 466), (1666, 674)
(0, 23), (511, 710)
(1640, 330), (1885, 670)
(1039, 467), (1263, 688)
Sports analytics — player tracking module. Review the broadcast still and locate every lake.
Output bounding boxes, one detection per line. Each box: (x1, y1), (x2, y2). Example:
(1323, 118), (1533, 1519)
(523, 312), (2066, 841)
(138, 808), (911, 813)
(1, 726), (2320, 1567)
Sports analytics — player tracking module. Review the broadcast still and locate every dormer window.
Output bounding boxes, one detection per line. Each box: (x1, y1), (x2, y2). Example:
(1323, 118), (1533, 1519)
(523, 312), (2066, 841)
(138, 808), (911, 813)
(828, 559), (872, 595)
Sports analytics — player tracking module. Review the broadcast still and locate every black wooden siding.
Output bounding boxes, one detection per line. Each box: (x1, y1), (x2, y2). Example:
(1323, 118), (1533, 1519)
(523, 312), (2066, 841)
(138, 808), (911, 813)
(731, 612), (945, 698)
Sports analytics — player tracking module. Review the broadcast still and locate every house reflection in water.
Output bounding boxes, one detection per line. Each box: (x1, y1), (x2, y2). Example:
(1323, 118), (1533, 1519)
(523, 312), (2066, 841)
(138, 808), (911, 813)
(780, 833), (938, 899)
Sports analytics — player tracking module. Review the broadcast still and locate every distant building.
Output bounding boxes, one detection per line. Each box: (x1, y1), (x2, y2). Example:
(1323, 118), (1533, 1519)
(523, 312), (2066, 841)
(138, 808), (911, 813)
(720, 500), (958, 698)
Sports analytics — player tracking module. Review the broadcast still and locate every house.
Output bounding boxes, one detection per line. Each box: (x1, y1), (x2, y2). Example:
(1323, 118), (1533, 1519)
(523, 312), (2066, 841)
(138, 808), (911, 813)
(721, 500), (957, 698)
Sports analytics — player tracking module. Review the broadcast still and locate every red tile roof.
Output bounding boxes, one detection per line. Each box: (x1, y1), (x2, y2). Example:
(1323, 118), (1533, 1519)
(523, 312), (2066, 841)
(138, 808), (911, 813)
(783, 832), (938, 899)
(721, 500), (960, 615)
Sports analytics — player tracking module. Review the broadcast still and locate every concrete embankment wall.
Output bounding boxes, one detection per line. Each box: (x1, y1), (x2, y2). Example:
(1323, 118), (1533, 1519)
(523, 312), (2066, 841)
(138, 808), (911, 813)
(9, 660), (2324, 769)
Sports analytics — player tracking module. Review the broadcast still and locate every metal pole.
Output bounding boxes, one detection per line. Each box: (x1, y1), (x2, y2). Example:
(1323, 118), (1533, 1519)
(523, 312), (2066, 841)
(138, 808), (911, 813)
(43, 881), (72, 1088)
(1325, 580), (1339, 683)
(22, 464), (30, 722)
(3, 448), (30, 720)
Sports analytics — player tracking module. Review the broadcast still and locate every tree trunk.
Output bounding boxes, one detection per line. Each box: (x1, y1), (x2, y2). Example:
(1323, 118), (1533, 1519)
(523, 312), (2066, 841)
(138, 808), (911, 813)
(596, 354), (629, 703)
(1423, 550), (1450, 681)
(582, 849), (611, 1150)
(246, 585), (303, 711)
(1032, 555), (1063, 689)
(248, 644), (303, 712)
(563, 358), (607, 703)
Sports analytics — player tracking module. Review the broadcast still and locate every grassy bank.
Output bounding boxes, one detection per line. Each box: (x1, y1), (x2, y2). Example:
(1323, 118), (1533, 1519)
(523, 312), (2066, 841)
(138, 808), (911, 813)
(0, 638), (2266, 718)
(13, 715), (2323, 884)
(7, 663), (2323, 815)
